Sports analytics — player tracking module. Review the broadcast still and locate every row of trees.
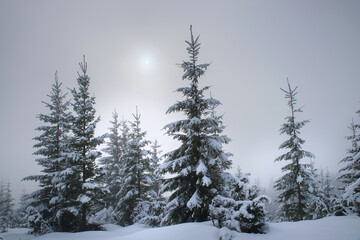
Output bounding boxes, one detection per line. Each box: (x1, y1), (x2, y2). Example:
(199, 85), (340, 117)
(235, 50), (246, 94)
(22, 60), (106, 233)
(18, 27), (268, 235)
(98, 108), (164, 227)
(1, 26), (358, 235)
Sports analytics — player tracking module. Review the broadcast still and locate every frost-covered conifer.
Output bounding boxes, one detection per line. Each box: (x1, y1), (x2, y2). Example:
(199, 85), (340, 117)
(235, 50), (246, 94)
(338, 118), (360, 214)
(149, 139), (162, 197)
(14, 190), (31, 228)
(274, 80), (317, 221)
(23, 72), (71, 233)
(65, 56), (105, 230)
(133, 139), (166, 227)
(264, 179), (280, 223)
(209, 168), (269, 233)
(133, 197), (166, 227)
(118, 119), (131, 165)
(0, 180), (15, 232)
(307, 163), (327, 219)
(25, 206), (52, 235)
(115, 108), (153, 226)
(89, 207), (115, 225)
(99, 110), (123, 210)
(98, 112), (133, 224)
(16, 190), (48, 232)
(159, 26), (232, 225)
(318, 168), (336, 216)
(338, 120), (358, 185)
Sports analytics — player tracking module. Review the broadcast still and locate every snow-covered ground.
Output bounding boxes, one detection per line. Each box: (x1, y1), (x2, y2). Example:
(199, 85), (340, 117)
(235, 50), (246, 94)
(1, 216), (359, 240)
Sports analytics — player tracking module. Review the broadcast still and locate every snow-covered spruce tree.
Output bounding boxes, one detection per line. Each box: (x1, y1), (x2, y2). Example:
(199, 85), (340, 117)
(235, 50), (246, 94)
(159, 26), (232, 225)
(209, 168), (269, 234)
(319, 168), (336, 215)
(338, 120), (358, 187)
(99, 117), (131, 223)
(88, 207), (115, 225)
(25, 206), (52, 235)
(149, 139), (163, 197)
(14, 190), (32, 228)
(23, 71), (71, 233)
(307, 163), (327, 219)
(274, 80), (317, 222)
(133, 139), (166, 227)
(338, 118), (360, 215)
(0, 180), (15, 232)
(115, 108), (154, 226)
(99, 110), (122, 213)
(95, 111), (132, 224)
(65, 56), (105, 231)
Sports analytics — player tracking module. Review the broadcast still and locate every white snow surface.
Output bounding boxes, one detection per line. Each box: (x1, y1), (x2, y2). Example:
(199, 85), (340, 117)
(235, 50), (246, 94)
(82, 182), (96, 189)
(186, 190), (201, 210)
(296, 175), (303, 183)
(1, 216), (360, 240)
(76, 194), (91, 203)
(196, 160), (207, 175)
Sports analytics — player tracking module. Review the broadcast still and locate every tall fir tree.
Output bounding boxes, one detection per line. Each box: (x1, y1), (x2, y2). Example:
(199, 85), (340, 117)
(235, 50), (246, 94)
(99, 110), (123, 209)
(65, 56), (105, 230)
(115, 108), (153, 226)
(23, 72), (71, 233)
(338, 118), (360, 214)
(274, 80), (317, 222)
(158, 26), (232, 225)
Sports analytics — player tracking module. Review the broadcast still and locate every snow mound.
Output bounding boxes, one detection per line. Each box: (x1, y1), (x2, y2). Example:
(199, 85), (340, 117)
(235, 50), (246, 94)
(1, 216), (359, 240)
(0, 228), (34, 240)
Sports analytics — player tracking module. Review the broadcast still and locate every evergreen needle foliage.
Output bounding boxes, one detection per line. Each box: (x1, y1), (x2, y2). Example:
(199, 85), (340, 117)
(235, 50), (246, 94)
(338, 116), (360, 215)
(0, 181), (15, 232)
(274, 80), (317, 222)
(159, 26), (232, 224)
(23, 72), (71, 234)
(65, 56), (105, 231)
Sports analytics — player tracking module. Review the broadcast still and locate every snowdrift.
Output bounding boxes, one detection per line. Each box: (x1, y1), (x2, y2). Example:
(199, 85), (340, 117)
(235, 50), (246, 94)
(1, 216), (359, 240)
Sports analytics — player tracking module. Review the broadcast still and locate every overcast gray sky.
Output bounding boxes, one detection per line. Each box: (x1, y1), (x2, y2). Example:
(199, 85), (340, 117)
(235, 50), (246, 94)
(1, 0), (360, 203)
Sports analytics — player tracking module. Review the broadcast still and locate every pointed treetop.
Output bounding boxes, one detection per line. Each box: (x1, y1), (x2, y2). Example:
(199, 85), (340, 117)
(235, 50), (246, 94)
(280, 79), (304, 113)
(113, 108), (118, 118)
(280, 78), (298, 99)
(133, 106), (141, 120)
(55, 70), (59, 85)
(79, 55), (87, 75)
(185, 25), (201, 64)
(349, 119), (356, 131)
(53, 70), (64, 91)
(189, 25), (198, 46)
